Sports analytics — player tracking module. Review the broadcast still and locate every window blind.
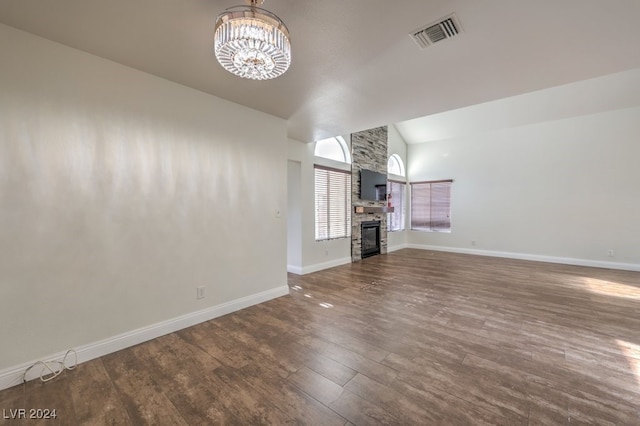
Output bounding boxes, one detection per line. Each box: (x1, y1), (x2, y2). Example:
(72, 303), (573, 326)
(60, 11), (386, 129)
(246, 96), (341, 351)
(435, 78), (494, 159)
(387, 180), (405, 232)
(315, 166), (352, 240)
(410, 180), (452, 231)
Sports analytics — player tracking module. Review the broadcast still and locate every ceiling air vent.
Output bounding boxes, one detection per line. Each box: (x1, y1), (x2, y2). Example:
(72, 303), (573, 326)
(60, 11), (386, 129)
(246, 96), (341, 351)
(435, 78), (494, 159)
(410, 14), (462, 49)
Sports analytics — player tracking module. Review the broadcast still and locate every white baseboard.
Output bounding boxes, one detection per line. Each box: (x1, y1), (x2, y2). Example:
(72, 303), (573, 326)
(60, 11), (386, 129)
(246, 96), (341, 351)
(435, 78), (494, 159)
(406, 244), (640, 272)
(299, 257), (352, 275)
(293, 247), (409, 274)
(287, 264), (303, 274)
(387, 243), (409, 253)
(0, 285), (290, 392)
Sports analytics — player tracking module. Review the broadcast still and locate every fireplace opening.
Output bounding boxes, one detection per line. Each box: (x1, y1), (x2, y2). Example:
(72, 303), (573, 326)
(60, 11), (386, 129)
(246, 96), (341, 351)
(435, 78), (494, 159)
(361, 220), (381, 258)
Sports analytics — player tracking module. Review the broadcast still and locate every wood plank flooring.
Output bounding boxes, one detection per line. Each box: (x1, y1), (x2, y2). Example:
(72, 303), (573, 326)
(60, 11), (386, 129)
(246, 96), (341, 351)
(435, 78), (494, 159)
(1, 249), (640, 425)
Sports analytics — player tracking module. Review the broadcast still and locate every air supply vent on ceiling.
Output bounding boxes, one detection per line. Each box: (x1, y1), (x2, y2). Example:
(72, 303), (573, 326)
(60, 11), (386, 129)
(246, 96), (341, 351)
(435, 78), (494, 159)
(410, 14), (462, 49)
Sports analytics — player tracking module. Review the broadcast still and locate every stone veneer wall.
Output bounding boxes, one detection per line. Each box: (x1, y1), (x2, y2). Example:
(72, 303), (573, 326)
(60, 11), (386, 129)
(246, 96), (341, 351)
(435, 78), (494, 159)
(351, 126), (388, 261)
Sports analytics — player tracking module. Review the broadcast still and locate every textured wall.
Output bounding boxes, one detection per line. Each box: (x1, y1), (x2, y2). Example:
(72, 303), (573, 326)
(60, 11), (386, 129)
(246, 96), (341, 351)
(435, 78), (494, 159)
(351, 126), (388, 261)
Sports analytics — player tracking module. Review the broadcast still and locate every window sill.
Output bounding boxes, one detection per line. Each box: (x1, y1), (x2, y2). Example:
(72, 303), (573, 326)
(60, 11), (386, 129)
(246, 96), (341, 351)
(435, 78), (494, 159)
(410, 228), (451, 233)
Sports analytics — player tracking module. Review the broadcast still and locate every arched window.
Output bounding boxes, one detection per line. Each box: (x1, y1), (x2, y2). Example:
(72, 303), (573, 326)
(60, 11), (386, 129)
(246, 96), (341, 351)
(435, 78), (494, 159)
(387, 154), (405, 176)
(314, 136), (351, 164)
(387, 154), (406, 232)
(314, 136), (351, 241)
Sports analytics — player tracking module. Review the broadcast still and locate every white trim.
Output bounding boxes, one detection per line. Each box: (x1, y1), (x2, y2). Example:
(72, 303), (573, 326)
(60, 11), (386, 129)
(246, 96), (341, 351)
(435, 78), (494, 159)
(406, 244), (640, 272)
(387, 173), (406, 182)
(287, 264), (303, 274)
(299, 257), (352, 275)
(335, 136), (352, 164)
(0, 285), (290, 392)
(313, 156), (351, 172)
(387, 243), (409, 253)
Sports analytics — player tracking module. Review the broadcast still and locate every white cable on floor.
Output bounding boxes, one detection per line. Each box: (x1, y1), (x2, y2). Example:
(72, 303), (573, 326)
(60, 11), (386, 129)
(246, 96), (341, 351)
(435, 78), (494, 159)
(22, 349), (78, 383)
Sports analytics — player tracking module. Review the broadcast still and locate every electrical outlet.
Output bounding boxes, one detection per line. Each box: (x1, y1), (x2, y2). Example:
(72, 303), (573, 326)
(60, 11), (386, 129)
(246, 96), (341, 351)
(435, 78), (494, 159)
(196, 286), (205, 299)
(607, 249), (614, 257)
(471, 240), (476, 246)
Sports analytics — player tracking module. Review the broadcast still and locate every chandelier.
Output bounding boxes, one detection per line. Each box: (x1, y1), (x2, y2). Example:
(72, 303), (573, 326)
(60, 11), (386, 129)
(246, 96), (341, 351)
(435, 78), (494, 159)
(214, 0), (291, 80)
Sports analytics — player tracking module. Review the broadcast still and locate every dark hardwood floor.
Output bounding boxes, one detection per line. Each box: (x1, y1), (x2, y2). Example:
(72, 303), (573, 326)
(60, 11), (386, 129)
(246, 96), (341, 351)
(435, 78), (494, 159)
(2, 249), (640, 425)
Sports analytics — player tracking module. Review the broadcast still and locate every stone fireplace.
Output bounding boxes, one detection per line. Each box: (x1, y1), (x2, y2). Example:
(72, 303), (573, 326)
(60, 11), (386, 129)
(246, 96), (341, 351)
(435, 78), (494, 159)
(351, 126), (388, 261)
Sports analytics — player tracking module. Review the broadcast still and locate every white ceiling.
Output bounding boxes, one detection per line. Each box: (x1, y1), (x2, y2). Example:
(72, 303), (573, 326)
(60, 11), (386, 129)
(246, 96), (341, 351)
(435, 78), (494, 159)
(1, 0), (640, 143)
(396, 68), (640, 144)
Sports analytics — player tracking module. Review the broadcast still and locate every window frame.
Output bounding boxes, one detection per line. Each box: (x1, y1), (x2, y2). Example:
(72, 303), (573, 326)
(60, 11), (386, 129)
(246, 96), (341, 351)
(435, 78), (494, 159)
(314, 165), (352, 241)
(387, 180), (406, 232)
(387, 154), (405, 177)
(314, 136), (352, 164)
(410, 179), (453, 232)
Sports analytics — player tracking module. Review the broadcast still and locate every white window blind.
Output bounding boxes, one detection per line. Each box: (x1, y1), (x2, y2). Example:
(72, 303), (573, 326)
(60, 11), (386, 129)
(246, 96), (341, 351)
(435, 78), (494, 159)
(315, 166), (352, 240)
(410, 180), (452, 232)
(387, 180), (405, 232)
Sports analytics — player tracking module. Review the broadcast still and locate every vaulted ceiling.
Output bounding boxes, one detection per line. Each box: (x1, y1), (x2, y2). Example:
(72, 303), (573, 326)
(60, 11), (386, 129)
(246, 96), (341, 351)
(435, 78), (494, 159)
(1, 0), (640, 143)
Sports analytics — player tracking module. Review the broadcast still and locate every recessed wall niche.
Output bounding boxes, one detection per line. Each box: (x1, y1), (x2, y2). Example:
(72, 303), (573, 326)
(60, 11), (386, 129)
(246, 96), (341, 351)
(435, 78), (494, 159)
(351, 126), (388, 261)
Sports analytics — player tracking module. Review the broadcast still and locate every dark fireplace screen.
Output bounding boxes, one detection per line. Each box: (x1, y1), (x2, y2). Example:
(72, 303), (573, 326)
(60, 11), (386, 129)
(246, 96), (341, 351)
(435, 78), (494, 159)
(361, 221), (381, 258)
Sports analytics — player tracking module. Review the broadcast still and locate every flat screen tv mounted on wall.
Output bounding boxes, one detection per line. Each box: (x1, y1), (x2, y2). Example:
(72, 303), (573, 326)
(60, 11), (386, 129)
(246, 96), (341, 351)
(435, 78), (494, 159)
(359, 169), (387, 201)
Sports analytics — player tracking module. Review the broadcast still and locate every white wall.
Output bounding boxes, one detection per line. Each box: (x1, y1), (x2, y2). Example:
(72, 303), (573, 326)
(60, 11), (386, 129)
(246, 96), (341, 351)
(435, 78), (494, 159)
(0, 24), (288, 372)
(407, 106), (640, 269)
(288, 139), (351, 274)
(287, 160), (302, 272)
(387, 124), (408, 250)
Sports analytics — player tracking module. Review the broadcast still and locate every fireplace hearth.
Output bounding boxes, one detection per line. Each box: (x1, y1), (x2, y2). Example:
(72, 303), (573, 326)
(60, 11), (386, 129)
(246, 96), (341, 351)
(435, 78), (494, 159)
(361, 221), (381, 258)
